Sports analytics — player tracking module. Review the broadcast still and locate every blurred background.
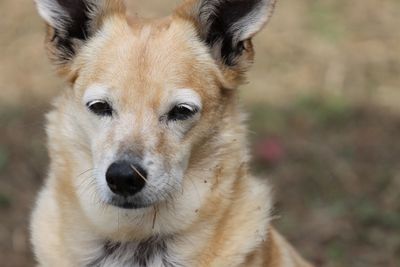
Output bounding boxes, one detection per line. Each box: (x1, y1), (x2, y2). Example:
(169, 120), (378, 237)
(0, 0), (399, 266)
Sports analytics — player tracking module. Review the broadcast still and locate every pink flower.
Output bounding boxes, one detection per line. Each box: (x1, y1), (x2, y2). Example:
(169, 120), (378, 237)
(255, 137), (285, 165)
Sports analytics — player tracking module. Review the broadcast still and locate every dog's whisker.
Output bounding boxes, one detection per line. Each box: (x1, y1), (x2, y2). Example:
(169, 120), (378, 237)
(77, 168), (97, 178)
(76, 175), (95, 191)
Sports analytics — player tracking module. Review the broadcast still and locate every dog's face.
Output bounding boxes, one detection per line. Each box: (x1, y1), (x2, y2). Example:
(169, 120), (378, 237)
(36, 0), (275, 217)
(73, 20), (223, 209)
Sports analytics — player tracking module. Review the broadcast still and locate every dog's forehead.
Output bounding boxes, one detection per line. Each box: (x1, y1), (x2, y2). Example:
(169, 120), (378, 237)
(77, 16), (218, 104)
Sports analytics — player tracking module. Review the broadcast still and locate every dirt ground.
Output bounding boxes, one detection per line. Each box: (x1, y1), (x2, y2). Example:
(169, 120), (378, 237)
(0, 0), (399, 266)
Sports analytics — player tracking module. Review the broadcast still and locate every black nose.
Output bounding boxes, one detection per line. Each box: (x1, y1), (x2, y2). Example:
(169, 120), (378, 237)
(106, 161), (147, 197)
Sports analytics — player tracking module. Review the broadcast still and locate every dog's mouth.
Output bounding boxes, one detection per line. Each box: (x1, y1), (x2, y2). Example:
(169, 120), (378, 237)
(108, 195), (154, 210)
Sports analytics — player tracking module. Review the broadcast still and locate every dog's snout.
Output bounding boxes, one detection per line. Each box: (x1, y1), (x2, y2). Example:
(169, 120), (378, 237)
(106, 161), (147, 197)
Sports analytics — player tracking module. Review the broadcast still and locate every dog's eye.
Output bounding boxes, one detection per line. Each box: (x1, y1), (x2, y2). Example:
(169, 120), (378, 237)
(87, 100), (113, 117)
(168, 104), (198, 121)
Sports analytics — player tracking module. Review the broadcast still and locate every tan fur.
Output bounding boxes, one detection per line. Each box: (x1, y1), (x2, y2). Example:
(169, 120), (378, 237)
(31, 0), (313, 266)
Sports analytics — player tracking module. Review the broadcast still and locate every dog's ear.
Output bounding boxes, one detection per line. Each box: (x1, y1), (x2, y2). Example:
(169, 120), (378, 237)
(35, 0), (125, 77)
(177, 0), (276, 68)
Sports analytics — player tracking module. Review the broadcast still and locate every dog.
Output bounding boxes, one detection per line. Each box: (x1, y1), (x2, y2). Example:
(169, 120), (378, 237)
(30, 0), (313, 266)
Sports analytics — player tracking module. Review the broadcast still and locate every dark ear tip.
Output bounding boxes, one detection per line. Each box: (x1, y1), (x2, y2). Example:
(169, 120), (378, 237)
(37, 0), (126, 76)
(193, 0), (275, 67)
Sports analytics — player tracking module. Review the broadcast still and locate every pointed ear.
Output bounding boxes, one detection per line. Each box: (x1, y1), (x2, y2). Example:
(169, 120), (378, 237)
(178, 0), (276, 67)
(35, 0), (125, 75)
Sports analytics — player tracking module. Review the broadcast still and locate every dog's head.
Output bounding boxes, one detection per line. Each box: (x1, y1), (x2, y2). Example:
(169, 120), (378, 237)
(36, 0), (275, 233)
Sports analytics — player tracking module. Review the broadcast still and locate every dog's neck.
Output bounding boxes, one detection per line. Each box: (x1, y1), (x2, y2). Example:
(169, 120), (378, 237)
(86, 236), (182, 267)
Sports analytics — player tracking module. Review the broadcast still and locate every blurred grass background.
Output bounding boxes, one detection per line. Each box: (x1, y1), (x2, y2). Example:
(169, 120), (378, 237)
(0, 0), (399, 266)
